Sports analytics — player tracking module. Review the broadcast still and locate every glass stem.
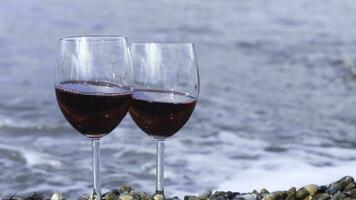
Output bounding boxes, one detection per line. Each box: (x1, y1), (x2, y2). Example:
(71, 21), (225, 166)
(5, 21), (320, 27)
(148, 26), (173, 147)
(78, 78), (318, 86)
(156, 139), (165, 195)
(92, 139), (101, 200)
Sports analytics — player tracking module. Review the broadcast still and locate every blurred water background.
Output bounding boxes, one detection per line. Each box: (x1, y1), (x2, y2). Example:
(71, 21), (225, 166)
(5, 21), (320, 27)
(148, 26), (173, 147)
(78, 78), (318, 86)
(0, 0), (356, 198)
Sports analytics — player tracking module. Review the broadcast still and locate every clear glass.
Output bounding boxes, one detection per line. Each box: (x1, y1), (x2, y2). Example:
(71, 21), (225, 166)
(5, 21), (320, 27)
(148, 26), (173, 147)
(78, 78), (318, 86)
(54, 36), (133, 200)
(129, 42), (199, 195)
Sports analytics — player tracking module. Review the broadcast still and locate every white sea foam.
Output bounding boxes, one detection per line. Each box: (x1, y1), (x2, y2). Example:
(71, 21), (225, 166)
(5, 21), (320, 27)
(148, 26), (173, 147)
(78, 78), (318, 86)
(216, 136), (356, 193)
(0, 143), (62, 168)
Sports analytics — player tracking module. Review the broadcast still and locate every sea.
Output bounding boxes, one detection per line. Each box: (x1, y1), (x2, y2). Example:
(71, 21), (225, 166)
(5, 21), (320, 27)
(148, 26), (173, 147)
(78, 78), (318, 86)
(0, 0), (356, 198)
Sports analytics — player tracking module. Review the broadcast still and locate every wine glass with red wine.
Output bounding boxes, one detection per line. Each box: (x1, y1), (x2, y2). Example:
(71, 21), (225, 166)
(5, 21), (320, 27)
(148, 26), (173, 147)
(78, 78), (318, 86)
(129, 42), (199, 196)
(54, 36), (132, 200)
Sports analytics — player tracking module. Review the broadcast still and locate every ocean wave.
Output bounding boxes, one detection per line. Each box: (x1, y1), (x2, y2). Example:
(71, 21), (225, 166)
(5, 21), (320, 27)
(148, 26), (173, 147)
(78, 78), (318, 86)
(0, 117), (71, 132)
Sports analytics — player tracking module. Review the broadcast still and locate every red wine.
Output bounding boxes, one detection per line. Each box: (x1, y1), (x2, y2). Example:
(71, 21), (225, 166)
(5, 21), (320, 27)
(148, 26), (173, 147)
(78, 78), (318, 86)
(129, 90), (196, 139)
(55, 80), (132, 138)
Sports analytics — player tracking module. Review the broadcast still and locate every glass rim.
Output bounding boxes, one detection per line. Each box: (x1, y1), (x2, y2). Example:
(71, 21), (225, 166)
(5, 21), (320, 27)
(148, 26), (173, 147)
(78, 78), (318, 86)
(131, 41), (194, 46)
(59, 35), (128, 42)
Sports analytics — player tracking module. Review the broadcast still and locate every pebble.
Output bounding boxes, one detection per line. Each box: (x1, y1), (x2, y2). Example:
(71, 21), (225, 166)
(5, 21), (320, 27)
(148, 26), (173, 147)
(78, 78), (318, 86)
(152, 193), (165, 200)
(338, 176), (354, 190)
(296, 188), (308, 199)
(103, 192), (119, 200)
(51, 192), (64, 200)
(120, 194), (134, 200)
(11, 176), (356, 200)
(344, 182), (356, 191)
(304, 185), (318, 196)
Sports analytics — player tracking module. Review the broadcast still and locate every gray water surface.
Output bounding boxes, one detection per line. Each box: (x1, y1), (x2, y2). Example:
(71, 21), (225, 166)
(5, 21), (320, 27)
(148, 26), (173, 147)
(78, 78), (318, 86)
(0, 0), (356, 198)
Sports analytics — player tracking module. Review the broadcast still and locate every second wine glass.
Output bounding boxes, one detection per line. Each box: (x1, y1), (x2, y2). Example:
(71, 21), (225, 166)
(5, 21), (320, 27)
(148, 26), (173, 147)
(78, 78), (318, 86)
(129, 42), (199, 196)
(55, 36), (133, 200)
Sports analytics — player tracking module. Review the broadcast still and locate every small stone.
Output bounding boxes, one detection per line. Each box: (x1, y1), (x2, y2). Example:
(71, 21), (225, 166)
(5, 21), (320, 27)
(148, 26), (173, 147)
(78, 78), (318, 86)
(303, 196), (312, 200)
(285, 194), (296, 200)
(120, 194), (134, 200)
(350, 188), (356, 197)
(271, 191), (287, 199)
(261, 194), (274, 200)
(345, 182), (356, 191)
(153, 193), (165, 200)
(120, 185), (133, 193)
(338, 176), (354, 190)
(304, 185), (318, 196)
(131, 192), (141, 200)
(104, 192), (119, 200)
(285, 188), (296, 200)
(51, 192), (64, 200)
(139, 192), (151, 200)
(287, 187), (296, 195)
(296, 188), (309, 199)
(111, 189), (122, 195)
(326, 183), (341, 195)
(332, 191), (346, 200)
(260, 189), (269, 194)
(213, 191), (226, 197)
(312, 193), (330, 200)
(224, 191), (235, 200)
(317, 186), (328, 193)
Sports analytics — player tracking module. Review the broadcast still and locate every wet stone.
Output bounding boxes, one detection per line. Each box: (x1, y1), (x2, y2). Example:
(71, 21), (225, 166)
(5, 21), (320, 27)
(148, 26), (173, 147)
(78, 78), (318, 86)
(272, 191), (287, 199)
(153, 193), (165, 200)
(350, 188), (356, 197)
(120, 194), (134, 200)
(224, 191), (236, 199)
(311, 193), (330, 200)
(213, 196), (225, 200)
(332, 192), (346, 200)
(285, 194), (296, 200)
(317, 186), (327, 193)
(326, 183), (341, 195)
(345, 182), (356, 191)
(304, 185), (318, 196)
(287, 187), (296, 196)
(139, 192), (152, 200)
(111, 189), (122, 195)
(260, 189), (269, 195)
(130, 192), (140, 200)
(338, 176), (354, 190)
(103, 192), (119, 200)
(261, 194), (274, 200)
(51, 192), (64, 200)
(121, 185), (133, 193)
(296, 188), (309, 199)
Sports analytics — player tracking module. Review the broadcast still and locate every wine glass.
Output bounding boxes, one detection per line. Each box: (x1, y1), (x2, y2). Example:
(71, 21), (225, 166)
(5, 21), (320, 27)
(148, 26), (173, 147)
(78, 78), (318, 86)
(129, 42), (199, 196)
(54, 36), (132, 200)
